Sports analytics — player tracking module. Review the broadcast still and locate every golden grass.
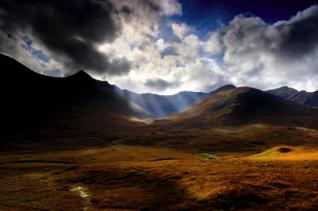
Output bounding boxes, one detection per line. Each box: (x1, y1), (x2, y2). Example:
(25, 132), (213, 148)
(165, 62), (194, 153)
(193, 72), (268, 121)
(1, 145), (318, 210)
(34, 145), (199, 164)
(249, 145), (318, 161)
(128, 117), (154, 124)
(0, 122), (318, 210)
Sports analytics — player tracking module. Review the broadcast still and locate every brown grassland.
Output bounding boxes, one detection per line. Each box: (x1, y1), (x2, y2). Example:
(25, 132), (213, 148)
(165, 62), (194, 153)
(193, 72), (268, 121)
(1, 124), (318, 210)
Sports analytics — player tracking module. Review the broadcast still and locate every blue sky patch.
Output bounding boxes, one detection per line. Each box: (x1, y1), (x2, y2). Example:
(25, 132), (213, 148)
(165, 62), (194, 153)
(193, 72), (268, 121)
(21, 35), (49, 63)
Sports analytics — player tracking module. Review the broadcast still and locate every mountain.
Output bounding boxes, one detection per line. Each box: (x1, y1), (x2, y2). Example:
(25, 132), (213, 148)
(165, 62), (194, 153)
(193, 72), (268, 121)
(165, 87), (318, 129)
(267, 86), (318, 107)
(0, 54), (151, 148)
(115, 84), (236, 118)
(267, 86), (298, 99)
(289, 91), (318, 107)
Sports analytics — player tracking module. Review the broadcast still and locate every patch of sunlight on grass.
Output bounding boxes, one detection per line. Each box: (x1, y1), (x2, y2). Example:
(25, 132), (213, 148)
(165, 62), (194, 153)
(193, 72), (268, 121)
(249, 146), (318, 161)
(111, 145), (120, 151)
(128, 117), (153, 124)
(201, 153), (218, 160)
(71, 186), (89, 199)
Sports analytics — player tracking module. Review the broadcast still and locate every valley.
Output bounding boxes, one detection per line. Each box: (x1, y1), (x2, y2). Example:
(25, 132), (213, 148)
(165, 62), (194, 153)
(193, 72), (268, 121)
(0, 55), (317, 210)
(1, 1), (318, 210)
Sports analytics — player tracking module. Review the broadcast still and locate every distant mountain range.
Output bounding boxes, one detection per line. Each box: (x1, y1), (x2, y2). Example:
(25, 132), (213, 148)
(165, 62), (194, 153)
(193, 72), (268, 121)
(165, 87), (318, 129)
(115, 83), (318, 119)
(115, 84), (236, 118)
(1, 54), (317, 132)
(119, 84), (318, 119)
(267, 86), (318, 108)
(115, 82), (318, 119)
(1, 54), (318, 151)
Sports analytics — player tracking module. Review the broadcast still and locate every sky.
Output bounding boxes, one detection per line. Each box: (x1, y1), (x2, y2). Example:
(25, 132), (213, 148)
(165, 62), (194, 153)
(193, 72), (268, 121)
(0, 0), (318, 94)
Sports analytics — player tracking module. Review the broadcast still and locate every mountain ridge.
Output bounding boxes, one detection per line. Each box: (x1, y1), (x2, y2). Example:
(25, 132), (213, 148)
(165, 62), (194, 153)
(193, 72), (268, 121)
(115, 84), (236, 118)
(165, 87), (318, 129)
(267, 86), (318, 107)
(0, 54), (151, 142)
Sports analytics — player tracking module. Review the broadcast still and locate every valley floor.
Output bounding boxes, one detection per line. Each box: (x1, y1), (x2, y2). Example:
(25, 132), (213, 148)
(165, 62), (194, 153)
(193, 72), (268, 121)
(0, 145), (318, 210)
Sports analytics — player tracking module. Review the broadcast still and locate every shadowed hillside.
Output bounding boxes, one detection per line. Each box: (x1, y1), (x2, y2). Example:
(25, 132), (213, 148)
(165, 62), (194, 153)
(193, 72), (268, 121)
(267, 86), (298, 99)
(166, 87), (318, 129)
(268, 86), (318, 107)
(289, 90), (318, 107)
(0, 54), (151, 150)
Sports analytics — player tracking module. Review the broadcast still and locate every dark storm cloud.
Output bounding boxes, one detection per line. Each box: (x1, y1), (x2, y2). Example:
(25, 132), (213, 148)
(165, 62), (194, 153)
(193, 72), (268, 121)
(276, 6), (318, 58)
(0, 0), (129, 75)
(145, 79), (177, 91)
(202, 5), (318, 92)
(221, 5), (318, 60)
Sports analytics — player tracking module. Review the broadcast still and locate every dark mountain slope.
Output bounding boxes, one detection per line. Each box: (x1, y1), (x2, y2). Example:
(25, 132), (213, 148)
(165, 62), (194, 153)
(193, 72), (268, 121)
(165, 87), (318, 129)
(0, 54), (150, 149)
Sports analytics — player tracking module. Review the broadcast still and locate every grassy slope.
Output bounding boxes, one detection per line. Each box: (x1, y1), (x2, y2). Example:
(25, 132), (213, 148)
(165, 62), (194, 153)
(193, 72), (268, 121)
(249, 145), (318, 161)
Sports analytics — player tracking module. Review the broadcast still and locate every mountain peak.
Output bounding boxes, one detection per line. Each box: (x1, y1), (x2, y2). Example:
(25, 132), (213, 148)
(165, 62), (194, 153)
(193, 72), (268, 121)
(168, 86), (318, 129)
(278, 86), (298, 91)
(219, 84), (236, 90)
(209, 84), (236, 95)
(70, 70), (92, 80)
(267, 86), (299, 99)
